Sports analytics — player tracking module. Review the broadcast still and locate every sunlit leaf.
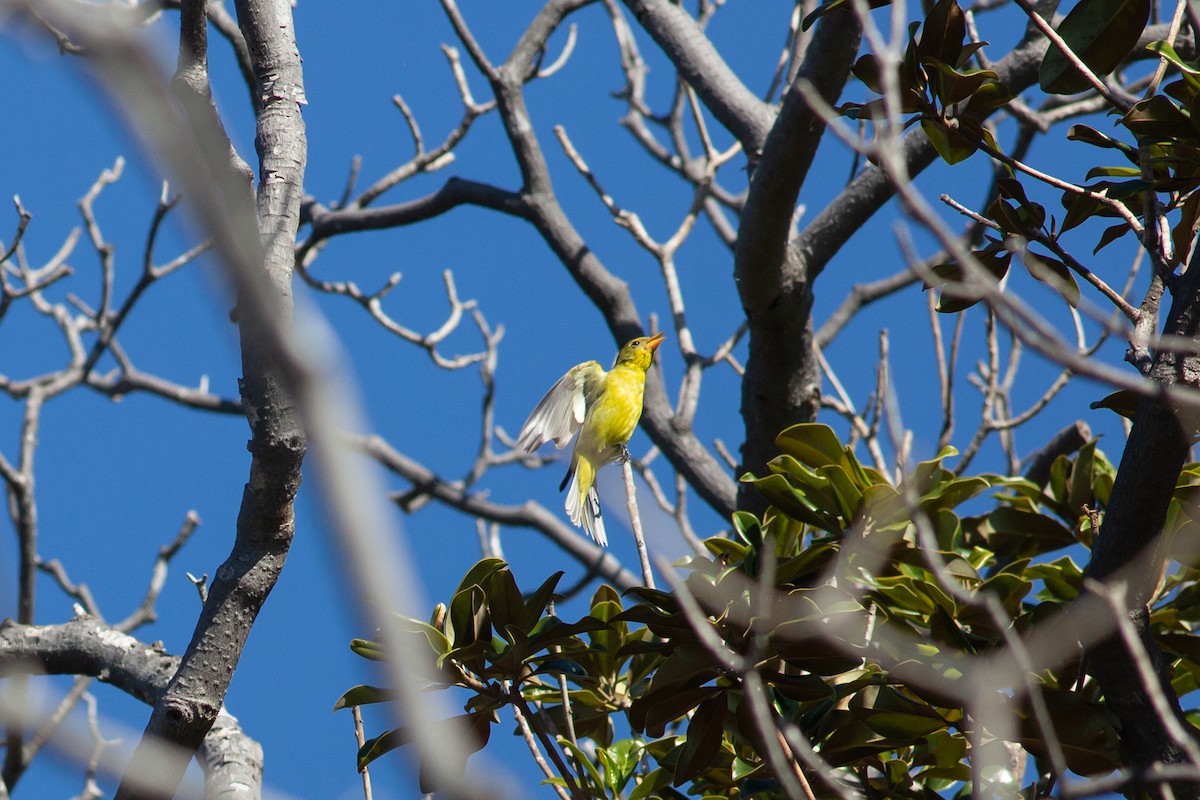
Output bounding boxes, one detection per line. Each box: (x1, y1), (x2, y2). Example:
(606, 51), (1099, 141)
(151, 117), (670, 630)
(332, 684), (391, 711)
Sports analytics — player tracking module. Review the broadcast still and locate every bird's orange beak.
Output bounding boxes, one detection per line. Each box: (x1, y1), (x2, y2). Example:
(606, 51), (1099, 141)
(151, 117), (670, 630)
(646, 331), (666, 352)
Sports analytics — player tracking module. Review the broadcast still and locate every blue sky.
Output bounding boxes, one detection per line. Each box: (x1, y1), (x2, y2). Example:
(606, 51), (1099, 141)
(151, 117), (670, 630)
(0, 1), (1137, 798)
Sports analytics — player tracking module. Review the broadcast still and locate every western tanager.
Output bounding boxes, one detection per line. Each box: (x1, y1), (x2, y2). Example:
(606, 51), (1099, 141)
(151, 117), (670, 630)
(517, 332), (666, 546)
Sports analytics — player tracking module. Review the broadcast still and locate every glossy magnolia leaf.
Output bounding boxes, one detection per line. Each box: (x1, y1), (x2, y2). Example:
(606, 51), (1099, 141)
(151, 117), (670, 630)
(763, 668), (835, 702)
(349, 637), (384, 661)
(925, 61), (998, 106)
(1066, 439), (1105, 516)
(816, 713), (894, 764)
(523, 570), (564, 628)
(1023, 250), (1080, 307)
(527, 614), (610, 653)
(648, 643), (720, 695)
(928, 606), (977, 653)
(775, 423), (848, 469)
(1093, 221), (1132, 254)
(357, 727), (404, 771)
(986, 506), (1076, 555)
(1085, 164), (1142, 179)
(1146, 40), (1200, 75)
(1039, 0), (1151, 94)
(857, 706), (949, 740)
(731, 509), (762, 547)
(628, 767), (679, 800)
(454, 556), (506, 596)
(704, 536), (750, 562)
(1162, 76), (1200, 110)
(751, 472), (842, 531)
(801, 0), (892, 30)
(1059, 191), (1108, 233)
(332, 684), (391, 711)
(357, 711), (492, 781)
(559, 739), (607, 795)
(979, 571), (1035, 617)
(935, 246), (1012, 312)
(995, 176), (1034, 205)
(922, 118), (977, 165)
(962, 80), (1013, 113)
(1013, 690), (1122, 776)
(1160, 631), (1200, 663)
(487, 567), (526, 641)
(1090, 177), (1153, 202)
(588, 585), (626, 678)
(635, 685), (723, 737)
(874, 577), (940, 616)
(836, 97), (888, 121)
(852, 54), (886, 93)
(601, 738), (647, 794)
(1090, 387), (1139, 419)
(529, 656), (589, 680)
(1122, 94), (1196, 140)
(673, 693), (727, 785)
(1068, 124), (1138, 160)
(775, 541), (840, 585)
(804, 464), (863, 524)
(920, 476), (990, 514)
(448, 584), (489, 650)
(988, 196), (1044, 236)
(917, 0), (966, 64)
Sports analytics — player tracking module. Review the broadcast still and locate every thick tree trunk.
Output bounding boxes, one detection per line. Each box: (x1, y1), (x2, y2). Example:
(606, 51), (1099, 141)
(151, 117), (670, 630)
(1084, 273), (1200, 798)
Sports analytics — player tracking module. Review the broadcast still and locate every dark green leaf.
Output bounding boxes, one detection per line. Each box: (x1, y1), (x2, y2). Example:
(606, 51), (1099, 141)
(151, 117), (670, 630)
(357, 727), (404, 771)
(1091, 388), (1139, 419)
(673, 693), (727, 785)
(1093, 222), (1132, 254)
(922, 118), (978, 165)
(449, 584), (489, 650)
(1068, 124), (1138, 160)
(350, 638), (384, 661)
(801, 0), (892, 30)
(1040, 0), (1151, 94)
(333, 684), (391, 711)
(1122, 95), (1196, 140)
(523, 570), (565, 627)
(455, 557), (507, 596)
(486, 567), (526, 641)
(962, 80), (1013, 113)
(1023, 251), (1080, 307)
(635, 685), (723, 737)
(918, 0), (966, 64)
(775, 423), (847, 468)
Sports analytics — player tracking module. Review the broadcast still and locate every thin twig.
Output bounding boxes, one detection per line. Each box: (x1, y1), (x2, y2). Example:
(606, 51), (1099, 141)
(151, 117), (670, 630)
(352, 706), (374, 800)
(622, 460), (655, 589)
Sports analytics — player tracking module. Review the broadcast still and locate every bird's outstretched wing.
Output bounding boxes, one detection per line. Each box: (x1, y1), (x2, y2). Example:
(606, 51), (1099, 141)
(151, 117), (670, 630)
(517, 361), (605, 452)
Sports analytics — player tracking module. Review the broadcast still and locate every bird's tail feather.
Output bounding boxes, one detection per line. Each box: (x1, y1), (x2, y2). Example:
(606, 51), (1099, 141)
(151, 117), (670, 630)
(564, 458), (607, 547)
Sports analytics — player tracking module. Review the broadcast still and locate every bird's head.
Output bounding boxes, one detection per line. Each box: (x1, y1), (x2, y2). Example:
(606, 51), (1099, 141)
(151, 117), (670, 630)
(615, 331), (666, 370)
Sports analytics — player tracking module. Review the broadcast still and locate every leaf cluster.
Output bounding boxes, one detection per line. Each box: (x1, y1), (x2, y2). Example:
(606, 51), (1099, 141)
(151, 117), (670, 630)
(339, 424), (1200, 798)
(836, 0), (1011, 165)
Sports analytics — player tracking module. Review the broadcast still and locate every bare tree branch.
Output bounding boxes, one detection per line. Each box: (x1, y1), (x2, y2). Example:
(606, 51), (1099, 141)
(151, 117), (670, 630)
(0, 617), (263, 798)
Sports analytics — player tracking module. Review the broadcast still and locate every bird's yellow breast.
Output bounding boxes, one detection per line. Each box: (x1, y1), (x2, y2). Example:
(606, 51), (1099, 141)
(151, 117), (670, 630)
(577, 365), (646, 461)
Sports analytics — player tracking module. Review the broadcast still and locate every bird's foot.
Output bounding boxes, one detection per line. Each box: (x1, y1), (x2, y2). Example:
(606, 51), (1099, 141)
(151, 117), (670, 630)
(617, 443), (631, 464)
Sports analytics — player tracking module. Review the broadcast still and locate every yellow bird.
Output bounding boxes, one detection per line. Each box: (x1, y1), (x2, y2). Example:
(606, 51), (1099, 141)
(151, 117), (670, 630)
(517, 332), (666, 546)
